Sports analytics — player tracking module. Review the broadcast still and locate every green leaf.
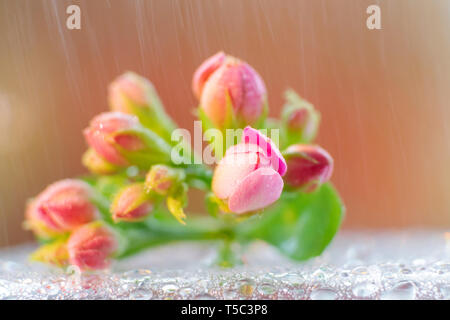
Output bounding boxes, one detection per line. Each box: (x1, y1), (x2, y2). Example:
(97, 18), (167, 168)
(236, 183), (344, 261)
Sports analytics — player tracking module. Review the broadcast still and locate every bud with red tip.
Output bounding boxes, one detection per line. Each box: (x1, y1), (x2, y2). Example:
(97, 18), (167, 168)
(193, 52), (267, 129)
(144, 164), (188, 224)
(24, 179), (97, 239)
(283, 144), (333, 192)
(212, 127), (284, 214)
(67, 222), (118, 271)
(281, 90), (320, 145)
(83, 112), (172, 168)
(192, 52), (226, 99)
(111, 183), (154, 222)
(108, 72), (177, 144)
(145, 164), (185, 196)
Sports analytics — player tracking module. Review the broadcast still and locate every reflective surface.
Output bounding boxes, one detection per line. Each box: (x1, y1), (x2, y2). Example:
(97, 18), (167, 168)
(0, 231), (449, 299)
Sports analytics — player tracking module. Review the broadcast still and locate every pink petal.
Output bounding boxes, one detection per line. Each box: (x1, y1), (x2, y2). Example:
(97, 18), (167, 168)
(192, 51), (226, 99)
(200, 61), (244, 127)
(212, 151), (260, 199)
(225, 142), (264, 156)
(228, 167), (284, 214)
(237, 63), (266, 124)
(241, 126), (287, 176)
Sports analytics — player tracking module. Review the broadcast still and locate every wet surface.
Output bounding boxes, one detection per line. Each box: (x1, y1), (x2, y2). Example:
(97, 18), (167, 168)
(0, 230), (449, 299)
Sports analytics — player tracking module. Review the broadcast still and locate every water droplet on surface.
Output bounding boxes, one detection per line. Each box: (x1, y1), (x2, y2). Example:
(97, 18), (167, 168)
(433, 262), (450, 274)
(340, 271), (350, 277)
(195, 293), (215, 300)
(179, 287), (193, 298)
(123, 269), (152, 282)
(310, 288), (337, 300)
(295, 288), (306, 298)
(439, 285), (450, 299)
(257, 283), (276, 296)
(130, 287), (154, 300)
(223, 289), (238, 299)
(352, 282), (378, 298)
(239, 283), (254, 297)
(0, 279), (13, 298)
(162, 283), (179, 294)
(279, 273), (303, 286)
(412, 259), (426, 266)
(352, 266), (369, 275)
(400, 268), (412, 275)
(381, 281), (416, 300)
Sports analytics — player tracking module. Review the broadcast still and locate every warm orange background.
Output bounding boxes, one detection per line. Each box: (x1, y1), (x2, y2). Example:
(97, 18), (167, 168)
(1, 0), (450, 247)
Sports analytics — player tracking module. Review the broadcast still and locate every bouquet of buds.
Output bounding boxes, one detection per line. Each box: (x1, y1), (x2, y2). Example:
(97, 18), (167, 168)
(24, 52), (344, 271)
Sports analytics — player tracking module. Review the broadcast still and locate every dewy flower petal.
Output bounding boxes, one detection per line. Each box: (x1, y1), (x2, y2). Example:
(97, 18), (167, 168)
(212, 150), (262, 200)
(241, 126), (287, 176)
(228, 167), (284, 214)
(24, 179), (97, 238)
(108, 72), (148, 113)
(212, 131), (285, 215)
(283, 144), (333, 192)
(192, 51), (226, 99)
(194, 53), (267, 129)
(83, 112), (142, 166)
(67, 222), (117, 271)
(111, 183), (154, 222)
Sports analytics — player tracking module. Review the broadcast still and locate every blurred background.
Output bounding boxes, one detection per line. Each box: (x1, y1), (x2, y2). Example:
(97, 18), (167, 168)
(0, 0), (449, 247)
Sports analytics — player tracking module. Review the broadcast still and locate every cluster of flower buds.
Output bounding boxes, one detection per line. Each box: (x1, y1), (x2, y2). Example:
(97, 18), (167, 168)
(25, 51), (337, 271)
(110, 164), (187, 224)
(195, 53), (333, 214)
(24, 180), (117, 270)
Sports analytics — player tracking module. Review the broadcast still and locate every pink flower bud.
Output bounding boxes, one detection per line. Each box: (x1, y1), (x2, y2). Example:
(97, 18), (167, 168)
(83, 112), (145, 166)
(282, 90), (320, 144)
(192, 51), (226, 99)
(111, 183), (154, 222)
(241, 126), (287, 176)
(108, 72), (177, 144)
(108, 72), (148, 113)
(145, 164), (184, 196)
(24, 180), (97, 238)
(67, 222), (118, 271)
(193, 52), (267, 128)
(212, 137), (284, 214)
(283, 144), (334, 192)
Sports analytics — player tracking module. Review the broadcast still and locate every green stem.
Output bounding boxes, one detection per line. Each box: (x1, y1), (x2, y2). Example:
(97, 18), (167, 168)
(184, 165), (213, 190)
(116, 217), (232, 259)
(214, 238), (243, 267)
